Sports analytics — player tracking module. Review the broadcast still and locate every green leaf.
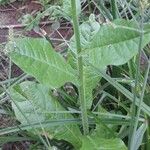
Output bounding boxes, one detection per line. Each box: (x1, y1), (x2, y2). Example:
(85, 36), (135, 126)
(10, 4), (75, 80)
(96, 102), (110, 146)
(69, 14), (102, 109)
(9, 38), (78, 88)
(0, 0), (16, 5)
(82, 19), (150, 68)
(87, 63), (150, 116)
(10, 81), (62, 125)
(92, 107), (117, 139)
(81, 110), (127, 149)
(82, 66), (102, 109)
(80, 136), (127, 150)
(130, 122), (147, 150)
(9, 81), (82, 149)
(63, 0), (81, 17)
(70, 14), (100, 54)
(0, 136), (30, 145)
(0, 119), (82, 136)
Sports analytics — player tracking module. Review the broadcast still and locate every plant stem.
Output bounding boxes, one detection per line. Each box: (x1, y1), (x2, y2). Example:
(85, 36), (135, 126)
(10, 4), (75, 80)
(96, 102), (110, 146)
(91, 0), (113, 21)
(71, 0), (89, 135)
(129, 8), (145, 149)
(87, 0), (92, 13)
(111, 0), (118, 19)
(144, 114), (150, 150)
(130, 59), (150, 149)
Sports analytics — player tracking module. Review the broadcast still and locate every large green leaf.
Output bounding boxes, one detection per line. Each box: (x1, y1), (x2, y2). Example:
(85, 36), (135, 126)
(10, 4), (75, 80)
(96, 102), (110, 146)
(80, 136), (127, 150)
(82, 19), (150, 68)
(9, 38), (78, 88)
(75, 19), (150, 109)
(69, 14), (102, 109)
(9, 81), (82, 149)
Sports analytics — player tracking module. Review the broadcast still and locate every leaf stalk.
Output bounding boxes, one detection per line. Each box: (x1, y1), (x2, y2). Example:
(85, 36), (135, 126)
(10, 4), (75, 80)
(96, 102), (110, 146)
(71, 0), (89, 135)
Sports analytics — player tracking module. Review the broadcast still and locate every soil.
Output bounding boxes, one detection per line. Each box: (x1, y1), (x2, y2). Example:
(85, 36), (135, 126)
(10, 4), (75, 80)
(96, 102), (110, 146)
(2, 141), (31, 150)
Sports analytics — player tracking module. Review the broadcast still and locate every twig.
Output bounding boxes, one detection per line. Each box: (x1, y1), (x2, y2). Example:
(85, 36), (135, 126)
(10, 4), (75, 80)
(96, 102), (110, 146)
(0, 21), (53, 29)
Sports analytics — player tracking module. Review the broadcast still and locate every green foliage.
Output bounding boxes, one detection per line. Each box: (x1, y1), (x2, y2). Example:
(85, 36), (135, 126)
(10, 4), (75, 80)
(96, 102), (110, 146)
(8, 19), (150, 110)
(130, 122), (147, 150)
(9, 81), (82, 149)
(23, 0), (81, 30)
(63, 0), (81, 17)
(9, 80), (128, 149)
(69, 18), (150, 109)
(0, 0), (16, 5)
(81, 19), (150, 68)
(70, 14), (100, 54)
(6, 16), (150, 149)
(81, 136), (127, 150)
(19, 14), (34, 25)
(9, 38), (78, 88)
(70, 14), (103, 109)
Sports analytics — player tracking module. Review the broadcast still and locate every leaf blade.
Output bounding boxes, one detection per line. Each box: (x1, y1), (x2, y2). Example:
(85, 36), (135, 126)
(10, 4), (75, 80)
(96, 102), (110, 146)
(83, 20), (150, 67)
(9, 81), (82, 149)
(9, 38), (78, 88)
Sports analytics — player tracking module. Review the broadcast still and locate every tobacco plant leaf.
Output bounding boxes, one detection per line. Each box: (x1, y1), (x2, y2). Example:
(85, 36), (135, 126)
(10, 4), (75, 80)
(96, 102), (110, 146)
(82, 19), (150, 68)
(70, 14), (100, 54)
(69, 14), (102, 109)
(82, 66), (103, 109)
(9, 81), (82, 149)
(70, 19), (150, 109)
(8, 38), (78, 88)
(63, 0), (81, 17)
(80, 136), (127, 150)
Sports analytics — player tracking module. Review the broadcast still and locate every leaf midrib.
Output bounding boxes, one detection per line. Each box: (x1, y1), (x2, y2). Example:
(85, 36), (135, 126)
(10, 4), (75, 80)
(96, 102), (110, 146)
(88, 28), (150, 50)
(12, 52), (77, 78)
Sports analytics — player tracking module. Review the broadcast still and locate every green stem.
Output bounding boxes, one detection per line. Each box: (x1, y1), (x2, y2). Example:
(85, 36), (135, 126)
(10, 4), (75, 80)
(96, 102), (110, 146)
(128, 60), (134, 79)
(91, 0), (113, 21)
(131, 60), (150, 149)
(71, 0), (89, 135)
(127, 59), (134, 144)
(129, 9), (145, 149)
(144, 114), (150, 150)
(87, 0), (92, 13)
(111, 0), (118, 19)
